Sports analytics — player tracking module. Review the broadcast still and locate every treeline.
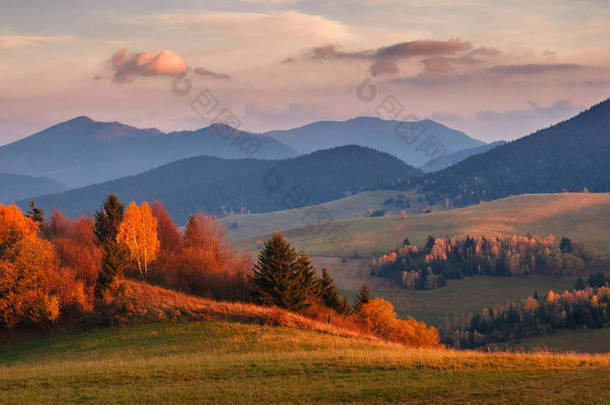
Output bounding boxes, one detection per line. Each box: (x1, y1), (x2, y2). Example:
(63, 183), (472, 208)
(445, 286), (610, 348)
(0, 198), (441, 348)
(387, 98), (610, 207)
(250, 234), (440, 347)
(0, 196), (251, 328)
(372, 234), (593, 290)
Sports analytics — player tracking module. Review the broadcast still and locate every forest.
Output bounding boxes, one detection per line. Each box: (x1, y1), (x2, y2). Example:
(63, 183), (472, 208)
(445, 285), (610, 348)
(371, 234), (594, 290)
(0, 197), (440, 348)
(388, 98), (610, 207)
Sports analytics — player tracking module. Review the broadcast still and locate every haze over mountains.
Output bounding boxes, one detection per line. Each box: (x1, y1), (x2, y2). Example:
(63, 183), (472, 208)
(408, 97), (610, 206)
(0, 115), (486, 192)
(24, 145), (418, 224)
(0, 116), (297, 188)
(0, 173), (65, 204)
(264, 117), (485, 167)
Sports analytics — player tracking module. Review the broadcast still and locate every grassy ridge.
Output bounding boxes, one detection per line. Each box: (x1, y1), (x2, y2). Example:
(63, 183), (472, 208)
(236, 193), (610, 257)
(219, 190), (412, 241)
(1, 321), (609, 404)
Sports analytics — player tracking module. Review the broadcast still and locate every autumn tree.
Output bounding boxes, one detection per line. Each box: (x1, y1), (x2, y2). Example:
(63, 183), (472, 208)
(151, 201), (182, 252)
(0, 204), (60, 327)
(26, 200), (45, 224)
(116, 202), (160, 280)
(357, 298), (440, 347)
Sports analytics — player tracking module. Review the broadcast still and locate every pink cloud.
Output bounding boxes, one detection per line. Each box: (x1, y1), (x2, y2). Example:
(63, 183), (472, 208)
(111, 49), (188, 82)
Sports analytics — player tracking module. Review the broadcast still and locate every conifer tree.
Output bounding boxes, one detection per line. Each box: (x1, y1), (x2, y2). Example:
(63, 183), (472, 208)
(94, 241), (125, 297)
(25, 200), (44, 224)
(338, 295), (352, 315)
(291, 250), (317, 308)
(353, 282), (371, 313)
(425, 235), (436, 253)
(250, 233), (308, 311)
(317, 268), (342, 311)
(94, 194), (125, 295)
(94, 194), (124, 244)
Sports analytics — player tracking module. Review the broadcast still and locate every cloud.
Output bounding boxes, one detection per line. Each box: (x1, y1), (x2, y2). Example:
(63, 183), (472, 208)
(193, 67), (231, 80)
(287, 39), (473, 76)
(110, 49), (188, 83)
(486, 63), (582, 75)
(0, 34), (73, 50)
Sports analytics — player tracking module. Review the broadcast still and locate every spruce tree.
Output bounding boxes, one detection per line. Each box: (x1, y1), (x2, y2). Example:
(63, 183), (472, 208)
(353, 282), (371, 312)
(317, 268), (341, 311)
(94, 194), (124, 244)
(94, 194), (125, 296)
(425, 235), (436, 253)
(26, 200), (45, 224)
(250, 234), (308, 311)
(94, 242), (125, 297)
(559, 236), (573, 253)
(338, 295), (352, 315)
(291, 250), (317, 308)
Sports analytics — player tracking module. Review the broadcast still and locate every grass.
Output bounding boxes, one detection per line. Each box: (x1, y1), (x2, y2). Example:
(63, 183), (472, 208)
(218, 190), (413, 241)
(313, 257), (577, 327)
(499, 328), (610, 354)
(235, 192), (610, 257)
(1, 320), (609, 404)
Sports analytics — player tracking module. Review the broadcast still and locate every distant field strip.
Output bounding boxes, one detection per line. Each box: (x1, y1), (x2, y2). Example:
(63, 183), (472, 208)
(237, 193), (610, 257)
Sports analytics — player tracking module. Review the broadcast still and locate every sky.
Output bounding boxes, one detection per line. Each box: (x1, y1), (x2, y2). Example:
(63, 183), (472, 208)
(1, 0), (609, 145)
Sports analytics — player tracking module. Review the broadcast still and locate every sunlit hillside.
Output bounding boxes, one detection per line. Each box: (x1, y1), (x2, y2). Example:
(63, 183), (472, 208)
(236, 193), (610, 257)
(219, 190), (417, 241)
(1, 319), (609, 404)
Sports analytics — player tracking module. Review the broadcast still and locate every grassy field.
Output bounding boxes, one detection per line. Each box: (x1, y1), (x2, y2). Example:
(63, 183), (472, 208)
(1, 320), (609, 404)
(312, 257), (577, 327)
(497, 328), (610, 354)
(219, 190), (414, 241)
(236, 193), (610, 257)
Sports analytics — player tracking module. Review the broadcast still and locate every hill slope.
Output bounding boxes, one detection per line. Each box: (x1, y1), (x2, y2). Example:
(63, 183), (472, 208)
(218, 190), (414, 241)
(411, 98), (610, 206)
(0, 173), (65, 203)
(0, 116), (296, 187)
(236, 193), (610, 257)
(264, 117), (485, 167)
(25, 145), (419, 224)
(419, 141), (505, 173)
(1, 317), (607, 403)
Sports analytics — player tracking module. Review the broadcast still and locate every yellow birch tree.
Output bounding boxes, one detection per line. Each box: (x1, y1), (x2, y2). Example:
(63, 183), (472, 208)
(116, 202), (160, 280)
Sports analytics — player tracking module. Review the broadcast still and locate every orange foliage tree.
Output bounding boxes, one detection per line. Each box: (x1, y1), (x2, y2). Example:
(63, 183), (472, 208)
(0, 204), (61, 327)
(147, 207), (251, 301)
(116, 202), (160, 280)
(357, 298), (441, 348)
(41, 208), (100, 313)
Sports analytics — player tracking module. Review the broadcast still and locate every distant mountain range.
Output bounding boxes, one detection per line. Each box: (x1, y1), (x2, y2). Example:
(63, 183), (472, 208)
(0, 116), (297, 188)
(407, 98), (610, 206)
(0, 115), (487, 194)
(0, 173), (65, 204)
(419, 141), (505, 173)
(24, 145), (419, 224)
(263, 117), (485, 167)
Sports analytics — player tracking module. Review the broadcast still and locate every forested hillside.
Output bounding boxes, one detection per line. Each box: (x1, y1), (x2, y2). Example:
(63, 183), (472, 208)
(397, 98), (610, 206)
(0, 173), (65, 203)
(25, 145), (419, 224)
